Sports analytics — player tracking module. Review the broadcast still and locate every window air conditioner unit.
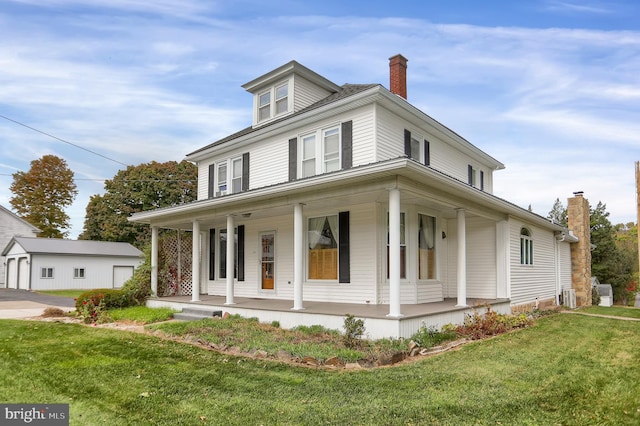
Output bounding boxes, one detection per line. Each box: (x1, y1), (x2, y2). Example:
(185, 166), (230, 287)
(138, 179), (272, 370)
(562, 289), (576, 309)
(215, 190), (227, 197)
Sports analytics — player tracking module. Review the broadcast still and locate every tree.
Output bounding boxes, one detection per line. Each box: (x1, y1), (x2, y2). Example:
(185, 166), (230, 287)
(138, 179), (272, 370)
(9, 155), (78, 238)
(547, 198), (567, 227)
(79, 160), (197, 248)
(590, 202), (634, 303)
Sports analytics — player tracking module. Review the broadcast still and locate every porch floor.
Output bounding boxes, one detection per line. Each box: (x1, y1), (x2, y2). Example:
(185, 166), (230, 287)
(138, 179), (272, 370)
(153, 294), (510, 320)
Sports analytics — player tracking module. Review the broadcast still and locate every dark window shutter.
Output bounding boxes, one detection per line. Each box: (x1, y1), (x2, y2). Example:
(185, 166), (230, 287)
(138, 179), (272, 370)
(468, 165), (473, 185)
(338, 211), (350, 283)
(424, 140), (430, 166)
(288, 137), (297, 181)
(208, 164), (215, 198)
(480, 171), (484, 191)
(341, 121), (353, 169)
(242, 152), (250, 191)
(237, 225), (245, 281)
(404, 129), (411, 157)
(209, 229), (215, 280)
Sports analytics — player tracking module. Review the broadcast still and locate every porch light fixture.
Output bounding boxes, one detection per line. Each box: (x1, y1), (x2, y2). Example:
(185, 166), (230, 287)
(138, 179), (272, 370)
(442, 231), (447, 239)
(242, 212), (252, 218)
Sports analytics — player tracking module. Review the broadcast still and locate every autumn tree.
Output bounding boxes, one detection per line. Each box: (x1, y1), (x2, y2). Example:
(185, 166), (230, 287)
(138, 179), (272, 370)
(9, 155), (78, 238)
(79, 160), (197, 248)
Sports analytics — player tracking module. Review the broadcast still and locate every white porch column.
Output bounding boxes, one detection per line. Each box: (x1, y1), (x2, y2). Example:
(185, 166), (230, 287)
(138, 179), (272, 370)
(388, 188), (402, 318)
(496, 220), (509, 299)
(456, 208), (467, 307)
(191, 220), (201, 302)
(150, 226), (158, 297)
(293, 203), (304, 310)
(225, 215), (235, 305)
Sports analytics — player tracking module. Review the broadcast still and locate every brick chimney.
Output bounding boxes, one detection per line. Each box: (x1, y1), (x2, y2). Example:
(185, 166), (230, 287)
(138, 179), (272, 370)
(389, 54), (408, 99)
(568, 191), (592, 307)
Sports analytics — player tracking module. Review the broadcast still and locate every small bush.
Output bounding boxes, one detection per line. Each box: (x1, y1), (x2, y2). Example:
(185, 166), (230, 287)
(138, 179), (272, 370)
(456, 307), (532, 340)
(41, 307), (67, 318)
(411, 325), (458, 349)
(592, 286), (601, 306)
(343, 314), (366, 349)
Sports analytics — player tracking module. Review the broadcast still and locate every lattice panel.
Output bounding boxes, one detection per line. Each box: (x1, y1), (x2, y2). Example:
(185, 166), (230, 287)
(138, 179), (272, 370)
(158, 230), (193, 296)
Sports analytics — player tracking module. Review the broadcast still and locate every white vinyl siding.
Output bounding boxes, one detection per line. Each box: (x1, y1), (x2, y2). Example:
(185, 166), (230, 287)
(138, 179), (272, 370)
(509, 219), (557, 305)
(207, 203), (378, 304)
(0, 208), (39, 287)
(292, 75), (333, 112)
(26, 255), (141, 290)
(466, 217), (497, 299)
(558, 242), (572, 293)
(375, 107), (494, 193)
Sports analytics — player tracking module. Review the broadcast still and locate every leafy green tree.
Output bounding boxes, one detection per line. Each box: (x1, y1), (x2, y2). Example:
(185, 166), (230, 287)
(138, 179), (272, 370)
(79, 160), (197, 248)
(547, 198), (567, 227)
(590, 202), (634, 303)
(9, 155), (78, 238)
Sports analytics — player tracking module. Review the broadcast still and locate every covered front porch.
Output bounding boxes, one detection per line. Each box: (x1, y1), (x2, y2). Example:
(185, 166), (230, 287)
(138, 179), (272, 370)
(147, 295), (511, 339)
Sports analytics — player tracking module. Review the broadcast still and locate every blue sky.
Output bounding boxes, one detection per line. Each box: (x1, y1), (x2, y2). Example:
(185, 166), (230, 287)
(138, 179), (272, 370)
(1, 0), (639, 238)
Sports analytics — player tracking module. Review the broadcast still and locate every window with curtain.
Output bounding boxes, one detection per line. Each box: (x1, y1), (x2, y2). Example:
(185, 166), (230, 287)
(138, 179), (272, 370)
(308, 215), (338, 280)
(386, 212), (406, 279)
(418, 214), (436, 279)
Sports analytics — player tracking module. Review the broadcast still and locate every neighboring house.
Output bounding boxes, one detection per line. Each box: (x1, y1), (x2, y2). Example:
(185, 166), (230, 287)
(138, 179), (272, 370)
(2, 237), (143, 290)
(130, 55), (590, 338)
(0, 205), (40, 288)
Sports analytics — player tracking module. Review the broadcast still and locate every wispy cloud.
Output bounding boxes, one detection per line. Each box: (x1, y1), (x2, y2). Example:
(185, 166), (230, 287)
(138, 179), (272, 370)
(1, 2), (638, 236)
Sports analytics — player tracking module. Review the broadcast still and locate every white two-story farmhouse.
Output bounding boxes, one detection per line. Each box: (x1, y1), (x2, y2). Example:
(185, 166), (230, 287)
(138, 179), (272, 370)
(131, 55), (589, 338)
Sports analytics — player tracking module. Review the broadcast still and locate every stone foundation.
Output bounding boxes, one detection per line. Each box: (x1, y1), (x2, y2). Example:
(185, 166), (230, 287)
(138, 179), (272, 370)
(511, 297), (557, 314)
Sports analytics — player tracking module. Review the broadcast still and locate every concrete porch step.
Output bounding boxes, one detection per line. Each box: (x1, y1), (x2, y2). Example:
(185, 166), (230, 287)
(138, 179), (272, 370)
(173, 307), (223, 321)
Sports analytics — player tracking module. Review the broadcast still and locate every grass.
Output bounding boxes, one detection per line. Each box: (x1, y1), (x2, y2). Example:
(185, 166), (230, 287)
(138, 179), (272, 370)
(1, 313), (640, 425)
(36, 289), (86, 298)
(581, 305), (640, 319)
(108, 306), (177, 324)
(147, 315), (397, 361)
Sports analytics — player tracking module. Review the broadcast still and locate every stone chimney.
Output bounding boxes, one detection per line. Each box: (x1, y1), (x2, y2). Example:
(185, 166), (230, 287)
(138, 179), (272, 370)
(567, 191), (592, 307)
(389, 54), (408, 99)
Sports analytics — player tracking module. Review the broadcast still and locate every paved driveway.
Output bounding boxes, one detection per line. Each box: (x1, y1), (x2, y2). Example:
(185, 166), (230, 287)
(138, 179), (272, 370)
(0, 289), (75, 319)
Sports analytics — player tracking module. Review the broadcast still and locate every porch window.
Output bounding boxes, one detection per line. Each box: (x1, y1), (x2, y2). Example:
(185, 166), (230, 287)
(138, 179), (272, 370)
(418, 214), (436, 279)
(387, 212), (407, 279)
(520, 227), (533, 265)
(308, 215), (338, 280)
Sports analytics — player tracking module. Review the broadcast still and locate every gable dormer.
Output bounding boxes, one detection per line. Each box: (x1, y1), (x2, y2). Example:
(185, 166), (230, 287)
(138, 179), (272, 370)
(242, 61), (341, 128)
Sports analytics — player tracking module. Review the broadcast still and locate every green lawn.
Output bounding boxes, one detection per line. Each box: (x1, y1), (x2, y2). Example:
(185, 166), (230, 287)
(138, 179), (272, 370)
(1, 313), (639, 425)
(36, 289), (86, 299)
(581, 305), (640, 319)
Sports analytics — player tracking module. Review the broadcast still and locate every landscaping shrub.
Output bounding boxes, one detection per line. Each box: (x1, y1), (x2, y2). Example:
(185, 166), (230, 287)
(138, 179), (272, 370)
(411, 324), (458, 348)
(342, 314), (366, 348)
(120, 244), (152, 305)
(592, 286), (601, 306)
(456, 308), (531, 340)
(75, 289), (127, 323)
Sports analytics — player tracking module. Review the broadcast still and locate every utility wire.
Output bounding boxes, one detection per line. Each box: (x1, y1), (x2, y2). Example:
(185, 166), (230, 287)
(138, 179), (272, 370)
(0, 113), (129, 167)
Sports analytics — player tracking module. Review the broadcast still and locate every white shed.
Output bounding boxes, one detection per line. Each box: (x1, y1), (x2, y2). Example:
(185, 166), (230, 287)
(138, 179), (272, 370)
(2, 237), (143, 291)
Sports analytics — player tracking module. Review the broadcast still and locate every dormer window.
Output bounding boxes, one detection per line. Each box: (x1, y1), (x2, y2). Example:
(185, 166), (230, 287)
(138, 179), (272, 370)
(257, 81), (290, 123)
(275, 83), (288, 114)
(258, 92), (271, 121)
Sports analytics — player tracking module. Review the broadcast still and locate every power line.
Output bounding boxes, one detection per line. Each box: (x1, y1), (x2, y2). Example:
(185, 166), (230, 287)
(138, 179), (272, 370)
(0, 113), (129, 167)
